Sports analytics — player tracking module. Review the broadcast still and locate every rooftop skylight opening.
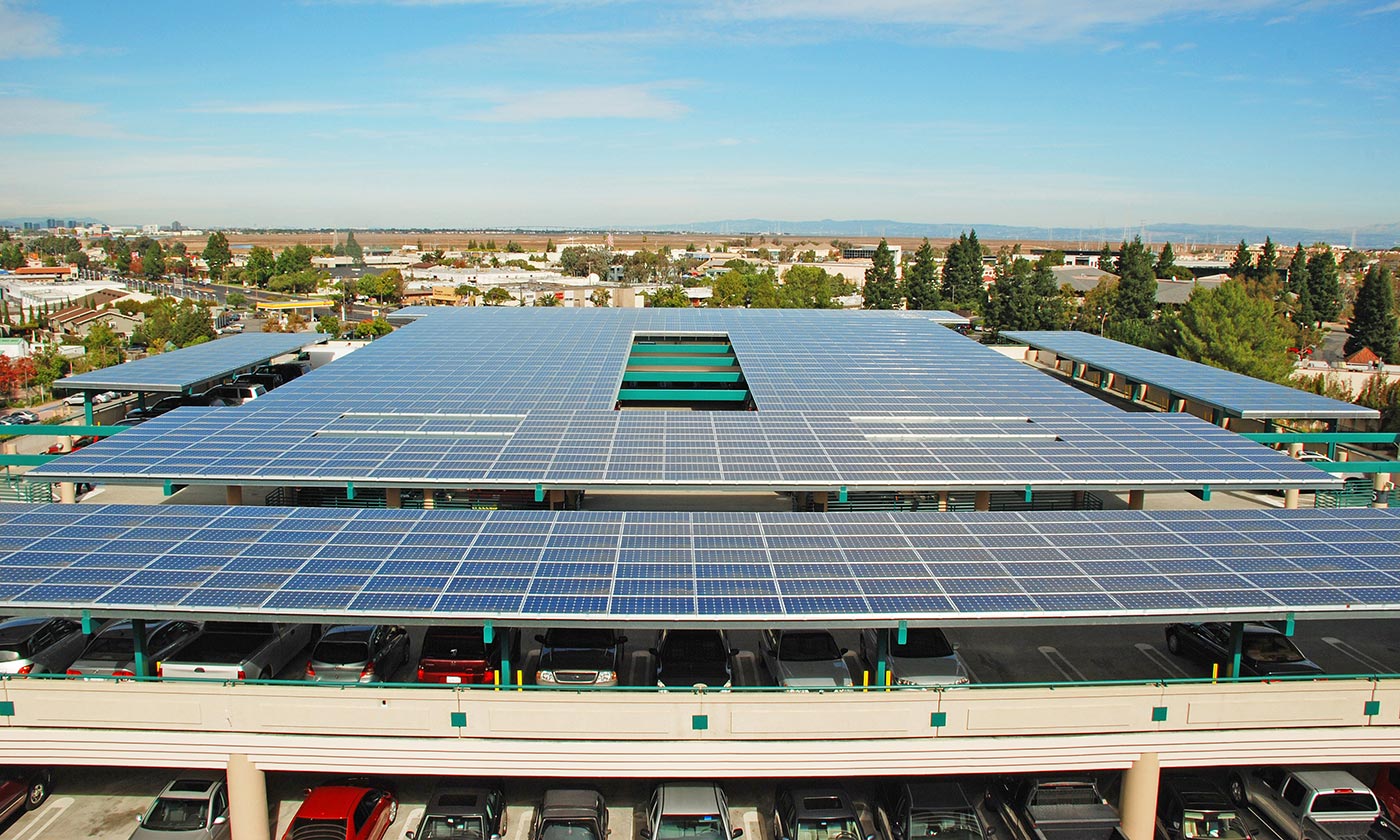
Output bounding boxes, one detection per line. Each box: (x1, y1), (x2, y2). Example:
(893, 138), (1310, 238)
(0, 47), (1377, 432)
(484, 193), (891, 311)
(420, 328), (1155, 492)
(617, 334), (754, 411)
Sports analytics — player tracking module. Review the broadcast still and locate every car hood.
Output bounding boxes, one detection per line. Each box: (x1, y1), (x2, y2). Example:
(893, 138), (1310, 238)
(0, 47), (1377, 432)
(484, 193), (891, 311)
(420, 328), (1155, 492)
(658, 661), (730, 687)
(1246, 658), (1325, 677)
(130, 826), (214, 840)
(889, 653), (968, 685)
(540, 649), (614, 671)
(773, 658), (850, 686)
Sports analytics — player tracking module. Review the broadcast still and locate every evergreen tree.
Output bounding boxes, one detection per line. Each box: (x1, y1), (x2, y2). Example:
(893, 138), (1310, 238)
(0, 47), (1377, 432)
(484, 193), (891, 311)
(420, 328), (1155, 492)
(343, 231), (363, 263)
(861, 238), (901, 309)
(941, 231), (985, 308)
(202, 232), (231, 282)
(244, 246), (276, 288)
(141, 241), (166, 282)
(1345, 266), (1398, 363)
(1286, 244), (1308, 295)
(1254, 237), (1277, 281)
(983, 257), (1036, 338)
(1169, 279), (1294, 382)
(1097, 242), (1117, 275)
(1154, 242), (1176, 278)
(1030, 258), (1068, 329)
(1306, 245), (1342, 324)
(903, 239), (941, 310)
(1229, 240), (1252, 278)
(1111, 235), (1156, 324)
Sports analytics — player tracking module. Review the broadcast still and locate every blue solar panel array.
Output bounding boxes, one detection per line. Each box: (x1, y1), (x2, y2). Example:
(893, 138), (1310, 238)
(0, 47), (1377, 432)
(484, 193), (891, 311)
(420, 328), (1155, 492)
(0, 503), (1396, 622)
(1002, 330), (1377, 420)
(55, 333), (329, 394)
(33, 310), (1336, 491)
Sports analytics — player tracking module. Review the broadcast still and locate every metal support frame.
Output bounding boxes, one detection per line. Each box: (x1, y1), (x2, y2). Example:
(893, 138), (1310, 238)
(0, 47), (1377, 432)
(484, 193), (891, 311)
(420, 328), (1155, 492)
(132, 618), (148, 678)
(1228, 621), (1244, 679)
(499, 630), (511, 688)
(876, 627), (890, 687)
(83, 395), (94, 425)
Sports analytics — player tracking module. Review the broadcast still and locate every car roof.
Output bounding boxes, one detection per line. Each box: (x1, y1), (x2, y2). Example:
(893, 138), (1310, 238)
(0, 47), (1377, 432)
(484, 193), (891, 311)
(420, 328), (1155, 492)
(427, 785), (497, 815)
(1161, 775), (1233, 809)
(785, 787), (855, 817)
(299, 785), (374, 817)
(542, 789), (604, 817)
(901, 781), (975, 811)
(1292, 769), (1371, 791)
(159, 773), (224, 800)
(656, 783), (724, 814)
(322, 625), (375, 641)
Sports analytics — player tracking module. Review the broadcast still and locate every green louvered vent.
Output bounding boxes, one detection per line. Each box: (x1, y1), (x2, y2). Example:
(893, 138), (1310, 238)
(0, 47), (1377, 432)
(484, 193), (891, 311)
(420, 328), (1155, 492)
(618, 334), (753, 411)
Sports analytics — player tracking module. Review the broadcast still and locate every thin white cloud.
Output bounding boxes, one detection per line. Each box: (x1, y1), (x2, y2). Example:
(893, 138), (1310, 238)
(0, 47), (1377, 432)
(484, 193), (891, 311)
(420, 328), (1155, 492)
(0, 1), (64, 59)
(0, 97), (124, 138)
(187, 101), (363, 115)
(1361, 0), (1400, 13)
(463, 83), (689, 122)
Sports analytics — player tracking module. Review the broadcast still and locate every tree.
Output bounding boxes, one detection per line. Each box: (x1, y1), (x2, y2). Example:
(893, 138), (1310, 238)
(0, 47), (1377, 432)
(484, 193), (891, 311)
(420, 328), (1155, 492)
(1345, 266), (1398, 363)
(483, 286), (513, 306)
(141, 241), (166, 282)
(203, 232), (231, 282)
(352, 316), (393, 338)
(1030, 258), (1069, 329)
(0, 242), (22, 270)
(1111, 235), (1156, 324)
(1168, 279), (1294, 382)
(317, 314), (343, 338)
(273, 244), (313, 276)
(1154, 242), (1176, 278)
(226, 292), (247, 310)
(1228, 240), (1252, 278)
(1096, 242), (1117, 275)
(903, 239), (941, 311)
(343, 231), (363, 263)
(171, 304), (216, 346)
(533, 293), (562, 306)
(781, 265), (844, 309)
(1255, 237), (1278, 281)
(647, 284), (691, 308)
(710, 270), (750, 307)
(82, 322), (124, 370)
(589, 288), (611, 308)
(268, 269), (324, 295)
(1074, 279), (1118, 334)
(244, 246), (276, 288)
(28, 345), (67, 401)
(1307, 246), (1342, 325)
(1286, 244), (1309, 296)
(983, 257), (1036, 338)
(860, 240), (900, 309)
(942, 231), (985, 308)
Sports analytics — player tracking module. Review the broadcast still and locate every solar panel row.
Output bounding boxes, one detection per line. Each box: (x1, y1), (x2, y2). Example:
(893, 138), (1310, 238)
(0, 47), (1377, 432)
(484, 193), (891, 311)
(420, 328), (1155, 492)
(55, 333), (329, 394)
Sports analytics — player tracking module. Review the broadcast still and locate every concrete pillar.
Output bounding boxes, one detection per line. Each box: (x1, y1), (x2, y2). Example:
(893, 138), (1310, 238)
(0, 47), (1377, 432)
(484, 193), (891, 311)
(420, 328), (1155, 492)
(811, 491), (828, 512)
(1120, 752), (1160, 840)
(3, 441), (17, 456)
(548, 489), (565, 510)
(1374, 473), (1392, 509)
(385, 487), (401, 509)
(937, 491), (949, 512)
(58, 482), (76, 504)
(225, 485), (243, 506)
(1284, 442), (1303, 510)
(422, 489), (435, 510)
(59, 436), (73, 453)
(1128, 489), (1145, 510)
(974, 491), (991, 512)
(226, 754), (270, 840)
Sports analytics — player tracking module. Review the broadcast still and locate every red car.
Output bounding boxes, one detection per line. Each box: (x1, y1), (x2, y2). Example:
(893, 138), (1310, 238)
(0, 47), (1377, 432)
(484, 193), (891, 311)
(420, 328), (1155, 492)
(0, 767), (51, 823)
(44, 435), (97, 455)
(1375, 765), (1400, 820)
(282, 784), (398, 840)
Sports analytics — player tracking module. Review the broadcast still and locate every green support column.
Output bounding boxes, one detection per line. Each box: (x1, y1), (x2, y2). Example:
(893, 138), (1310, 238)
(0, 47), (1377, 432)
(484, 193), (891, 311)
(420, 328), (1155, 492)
(499, 633), (511, 688)
(132, 618), (148, 678)
(876, 627), (890, 687)
(83, 394), (94, 425)
(1227, 622), (1244, 679)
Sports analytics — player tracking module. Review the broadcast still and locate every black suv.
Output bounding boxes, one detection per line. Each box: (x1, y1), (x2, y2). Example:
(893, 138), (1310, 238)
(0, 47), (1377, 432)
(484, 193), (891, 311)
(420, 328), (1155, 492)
(535, 628), (626, 687)
(1165, 622), (1324, 677)
(651, 629), (735, 689)
(1155, 773), (1250, 840)
(407, 781), (507, 840)
(775, 786), (873, 840)
(879, 781), (991, 840)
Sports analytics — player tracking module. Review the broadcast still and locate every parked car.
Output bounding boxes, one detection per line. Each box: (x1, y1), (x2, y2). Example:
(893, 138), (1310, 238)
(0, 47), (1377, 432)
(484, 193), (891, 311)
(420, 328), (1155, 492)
(45, 435), (98, 455)
(125, 395), (185, 421)
(0, 767), (51, 825)
(529, 789), (608, 840)
(92, 391), (121, 404)
(651, 629), (735, 689)
(406, 781), (507, 840)
(877, 780), (993, 840)
(131, 773), (230, 840)
(989, 776), (1125, 840)
(67, 619), (204, 678)
(761, 630), (852, 689)
(266, 361), (311, 381)
(416, 625), (518, 685)
(1228, 767), (1380, 840)
(1, 410), (38, 425)
(1165, 622), (1324, 677)
(1154, 773), (1250, 840)
(61, 393), (89, 406)
(183, 394), (237, 407)
(535, 628), (626, 687)
(203, 383), (265, 405)
(774, 786), (872, 840)
(158, 621), (316, 682)
(232, 371), (284, 392)
(1374, 765), (1400, 821)
(642, 782), (741, 840)
(859, 627), (969, 687)
(0, 616), (87, 675)
(282, 783), (398, 840)
(305, 625), (409, 684)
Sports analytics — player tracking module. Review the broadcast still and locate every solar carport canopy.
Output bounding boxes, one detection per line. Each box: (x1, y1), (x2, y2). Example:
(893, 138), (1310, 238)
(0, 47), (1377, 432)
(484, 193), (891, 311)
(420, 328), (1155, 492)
(1003, 330), (1378, 421)
(31, 309), (1338, 492)
(54, 332), (330, 395)
(2, 503), (1397, 628)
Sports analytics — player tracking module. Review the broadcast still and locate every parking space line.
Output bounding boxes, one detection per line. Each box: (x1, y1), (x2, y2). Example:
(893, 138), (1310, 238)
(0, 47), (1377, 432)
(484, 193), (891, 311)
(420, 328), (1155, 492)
(1321, 637), (1393, 673)
(10, 797), (72, 840)
(1135, 643), (1189, 678)
(396, 807), (424, 840)
(1037, 645), (1086, 681)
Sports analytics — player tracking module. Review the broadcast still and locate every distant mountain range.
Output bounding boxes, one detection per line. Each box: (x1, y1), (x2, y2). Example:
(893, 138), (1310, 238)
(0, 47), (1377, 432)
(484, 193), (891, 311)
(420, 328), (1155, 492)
(650, 219), (1400, 250)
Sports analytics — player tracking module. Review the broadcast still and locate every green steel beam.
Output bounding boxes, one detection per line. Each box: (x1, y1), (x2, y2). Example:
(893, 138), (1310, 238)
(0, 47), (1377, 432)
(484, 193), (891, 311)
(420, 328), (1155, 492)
(630, 343), (733, 354)
(83, 396), (93, 425)
(628, 355), (737, 367)
(1243, 432), (1400, 444)
(618, 389), (748, 401)
(0, 425), (129, 437)
(0, 454), (60, 467)
(623, 370), (743, 383)
(1310, 462), (1400, 474)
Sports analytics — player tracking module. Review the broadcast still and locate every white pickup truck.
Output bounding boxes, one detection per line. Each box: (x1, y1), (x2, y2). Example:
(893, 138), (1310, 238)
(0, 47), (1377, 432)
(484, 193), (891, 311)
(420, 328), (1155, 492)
(1229, 767), (1381, 840)
(157, 621), (315, 681)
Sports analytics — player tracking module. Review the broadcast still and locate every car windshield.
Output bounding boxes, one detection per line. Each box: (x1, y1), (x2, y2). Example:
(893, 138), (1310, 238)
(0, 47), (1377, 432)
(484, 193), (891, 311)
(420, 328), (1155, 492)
(540, 820), (599, 840)
(657, 815), (727, 840)
(422, 630), (487, 660)
(314, 640), (370, 664)
(418, 815), (486, 838)
(546, 629), (615, 649)
(909, 810), (980, 840)
(1243, 634), (1305, 663)
(662, 632), (725, 661)
(1180, 812), (1247, 839)
(84, 630), (135, 659)
(795, 818), (861, 840)
(1312, 792), (1378, 813)
(890, 629), (954, 658)
(778, 633), (840, 662)
(143, 797), (210, 831)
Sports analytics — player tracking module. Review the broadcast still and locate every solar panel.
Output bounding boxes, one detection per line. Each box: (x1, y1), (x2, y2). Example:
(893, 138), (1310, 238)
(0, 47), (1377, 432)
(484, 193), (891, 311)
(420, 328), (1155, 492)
(1003, 330), (1377, 420)
(0, 503), (1397, 624)
(55, 333), (330, 394)
(33, 310), (1338, 492)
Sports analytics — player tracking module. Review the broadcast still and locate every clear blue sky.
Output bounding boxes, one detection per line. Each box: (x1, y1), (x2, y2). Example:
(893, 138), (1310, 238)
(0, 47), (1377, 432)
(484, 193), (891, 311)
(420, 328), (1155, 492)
(1, 0), (1397, 231)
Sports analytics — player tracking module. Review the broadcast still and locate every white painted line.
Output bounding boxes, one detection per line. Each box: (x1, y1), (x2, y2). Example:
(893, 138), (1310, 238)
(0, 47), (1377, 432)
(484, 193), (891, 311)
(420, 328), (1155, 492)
(1038, 645), (1087, 681)
(10, 797), (72, 840)
(1135, 642), (1189, 678)
(512, 807), (535, 840)
(1321, 637), (1393, 673)
(743, 810), (762, 840)
(396, 807), (424, 840)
